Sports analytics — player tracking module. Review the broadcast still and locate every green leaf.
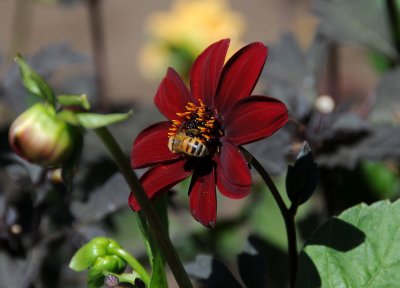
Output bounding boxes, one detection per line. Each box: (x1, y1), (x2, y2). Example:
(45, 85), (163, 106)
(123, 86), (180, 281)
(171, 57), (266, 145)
(57, 109), (80, 126)
(297, 200), (400, 288)
(137, 196), (168, 288)
(57, 94), (90, 110)
(75, 111), (133, 129)
(14, 55), (56, 106)
(149, 249), (168, 288)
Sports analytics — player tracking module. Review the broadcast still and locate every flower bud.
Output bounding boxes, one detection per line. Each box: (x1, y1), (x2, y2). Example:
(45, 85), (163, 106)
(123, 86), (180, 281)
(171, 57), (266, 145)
(286, 142), (320, 207)
(9, 103), (75, 167)
(69, 237), (127, 288)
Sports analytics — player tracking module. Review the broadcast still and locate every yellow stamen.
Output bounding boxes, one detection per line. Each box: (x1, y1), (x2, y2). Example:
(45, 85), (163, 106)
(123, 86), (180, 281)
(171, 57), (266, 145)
(199, 126), (207, 132)
(176, 112), (190, 117)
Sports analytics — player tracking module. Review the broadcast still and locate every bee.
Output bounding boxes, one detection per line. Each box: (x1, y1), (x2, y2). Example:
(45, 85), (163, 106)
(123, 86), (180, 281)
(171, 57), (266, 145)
(168, 129), (209, 157)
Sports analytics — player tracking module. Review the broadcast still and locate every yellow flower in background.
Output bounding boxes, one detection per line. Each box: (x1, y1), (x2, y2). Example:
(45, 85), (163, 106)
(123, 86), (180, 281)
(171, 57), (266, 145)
(138, 0), (246, 81)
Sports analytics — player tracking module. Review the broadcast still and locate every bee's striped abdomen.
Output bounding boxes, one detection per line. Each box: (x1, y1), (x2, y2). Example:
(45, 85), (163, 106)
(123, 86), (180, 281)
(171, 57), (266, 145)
(168, 133), (209, 157)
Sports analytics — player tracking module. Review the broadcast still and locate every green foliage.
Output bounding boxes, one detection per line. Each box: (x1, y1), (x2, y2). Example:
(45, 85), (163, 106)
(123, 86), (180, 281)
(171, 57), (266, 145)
(15, 55), (56, 106)
(137, 196), (169, 288)
(297, 200), (400, 287)
(360, 161), (399, 199)
(75, 111), (134, 129)
(69, 237), (127, 288)
(57, 94), (91, 110)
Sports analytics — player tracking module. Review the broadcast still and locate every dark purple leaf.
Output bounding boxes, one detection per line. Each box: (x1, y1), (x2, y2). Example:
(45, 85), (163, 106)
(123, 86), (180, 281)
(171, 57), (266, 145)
(244, 126), (291, 176)
(369, 67), (400, 123)
(313, 0), (397, 58)
(262, 33), (329, 120)
(317, 125), (400, 169)
(70, 173), (129, 223)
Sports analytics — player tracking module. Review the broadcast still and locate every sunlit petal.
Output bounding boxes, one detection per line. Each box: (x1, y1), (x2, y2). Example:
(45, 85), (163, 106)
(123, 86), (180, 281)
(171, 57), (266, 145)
(129, 160), (192, 211)
(224, 96), (288, 145)
(215, 42), (268, 115)
(155, 68), (193, 120)
(131, 121), (180, 169)
(190, 39), (230, 106)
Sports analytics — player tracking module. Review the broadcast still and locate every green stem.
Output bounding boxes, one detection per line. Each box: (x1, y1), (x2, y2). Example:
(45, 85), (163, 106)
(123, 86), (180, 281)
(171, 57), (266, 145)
(243, 147), (298, 288)
(94, 127), (193, 288)
(108, 247), (150, 286)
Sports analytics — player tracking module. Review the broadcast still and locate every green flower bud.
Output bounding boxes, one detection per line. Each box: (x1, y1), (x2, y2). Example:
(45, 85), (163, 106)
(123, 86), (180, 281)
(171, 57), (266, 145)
(88, 255), (126, 288)
(69, 237), (123, 271)
(8, 103), (76, 167)
(69, 237), (127, 288)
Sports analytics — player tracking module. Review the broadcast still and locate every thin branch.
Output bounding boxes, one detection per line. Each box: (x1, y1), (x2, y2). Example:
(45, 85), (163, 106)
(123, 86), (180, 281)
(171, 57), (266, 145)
(87, 0), (108, 111)
(242, 147), (298, 288)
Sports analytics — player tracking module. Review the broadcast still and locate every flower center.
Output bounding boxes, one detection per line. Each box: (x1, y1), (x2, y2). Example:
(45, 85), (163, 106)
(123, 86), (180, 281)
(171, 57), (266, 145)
(168, 100), (223, 157)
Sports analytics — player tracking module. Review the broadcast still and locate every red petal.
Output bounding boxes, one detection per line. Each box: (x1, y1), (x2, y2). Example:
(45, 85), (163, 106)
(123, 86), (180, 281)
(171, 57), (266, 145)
(215, 42), (268, 115)
(129, 160), (192, 211)
(155, 68), (192, 120)
(190, 39), (230, 106)
(215, 138), (251, 199)
(189, 169), (217, 228)
(131, 121), (180, 169)
(224, 96), (288, 145)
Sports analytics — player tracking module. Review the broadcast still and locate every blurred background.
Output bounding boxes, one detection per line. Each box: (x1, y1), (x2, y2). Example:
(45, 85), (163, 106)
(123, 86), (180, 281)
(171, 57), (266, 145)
(0, 0), (399, 287)
(0, 0), (374, 106)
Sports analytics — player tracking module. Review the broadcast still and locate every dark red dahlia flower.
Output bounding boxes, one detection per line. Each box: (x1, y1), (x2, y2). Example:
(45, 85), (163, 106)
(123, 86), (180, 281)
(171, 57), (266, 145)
(130, 39), (288, 227)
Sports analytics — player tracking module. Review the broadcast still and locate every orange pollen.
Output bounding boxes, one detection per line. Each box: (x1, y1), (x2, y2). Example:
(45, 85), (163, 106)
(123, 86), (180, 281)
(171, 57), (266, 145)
(199, 127), (208, 132)
(168, 100), (223, 154)
(176, 112), (190, 117)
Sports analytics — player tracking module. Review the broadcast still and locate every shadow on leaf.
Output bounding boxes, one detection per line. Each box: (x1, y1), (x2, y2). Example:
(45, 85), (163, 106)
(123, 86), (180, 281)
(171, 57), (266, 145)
(296, 251), (321, 288)
(306, 217), (365, 252)
(297, 218), (366, 287)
